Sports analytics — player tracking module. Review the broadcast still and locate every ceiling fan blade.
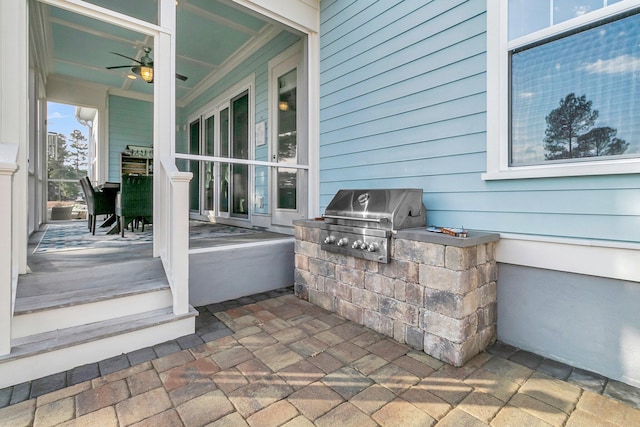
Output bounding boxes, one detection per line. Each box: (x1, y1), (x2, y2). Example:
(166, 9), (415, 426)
(175, 73), (188, 81)
(110, 52), (143, 64)
(106, 65), (135, 69)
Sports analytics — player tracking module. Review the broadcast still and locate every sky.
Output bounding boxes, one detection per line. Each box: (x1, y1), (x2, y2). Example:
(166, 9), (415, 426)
(508, 1), (639, 166)
(47, 102), (89, 146)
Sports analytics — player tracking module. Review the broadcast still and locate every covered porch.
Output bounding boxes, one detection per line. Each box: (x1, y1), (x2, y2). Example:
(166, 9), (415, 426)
(0, 0), (319, 388)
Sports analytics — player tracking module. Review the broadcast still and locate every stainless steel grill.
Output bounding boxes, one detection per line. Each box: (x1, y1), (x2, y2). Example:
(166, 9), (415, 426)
(320, 189), (426, 263)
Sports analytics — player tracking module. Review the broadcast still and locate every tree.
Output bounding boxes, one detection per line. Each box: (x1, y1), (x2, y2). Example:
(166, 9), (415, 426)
(543, 93), (627, 160)
(68, 129), (88, 178)
(544, 93), (598, 160)
(576, 126), (629, 157)
(47, 133), (75, 201)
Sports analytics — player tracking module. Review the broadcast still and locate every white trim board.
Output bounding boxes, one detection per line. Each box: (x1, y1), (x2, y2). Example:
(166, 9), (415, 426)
(496, 234), (640, 283)
(188, 237), (294, 255)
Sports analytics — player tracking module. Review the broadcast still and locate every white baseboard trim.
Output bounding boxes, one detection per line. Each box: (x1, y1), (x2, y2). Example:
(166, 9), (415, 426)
(496, 233), (640, 283)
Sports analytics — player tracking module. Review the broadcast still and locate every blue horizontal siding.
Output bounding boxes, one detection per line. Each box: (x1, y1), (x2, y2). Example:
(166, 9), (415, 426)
(321, 113), (487, 158)
(319, 0), (640, 244)
(321, 2), (484, 85)
(108, 95), (153, 182)
(321, 34), (486, 109)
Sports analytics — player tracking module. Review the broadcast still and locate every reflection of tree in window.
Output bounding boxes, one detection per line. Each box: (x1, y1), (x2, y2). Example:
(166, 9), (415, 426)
(544, 93), (628, 160)
(510, 10), (640, 166)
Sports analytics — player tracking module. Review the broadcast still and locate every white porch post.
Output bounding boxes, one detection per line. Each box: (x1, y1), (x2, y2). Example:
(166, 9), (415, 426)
(1, 0), (29, 355)
(158, 0), (176, 256)
(154, 0), (177, 259)
(1, 0), (29, 280)
(169, 171), (192, 314)
(0, 145), (19, 355)
(155, 0), (191, 315)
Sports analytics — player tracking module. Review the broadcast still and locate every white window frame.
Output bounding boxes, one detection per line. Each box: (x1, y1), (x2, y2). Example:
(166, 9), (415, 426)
(483, 0), (640, 180)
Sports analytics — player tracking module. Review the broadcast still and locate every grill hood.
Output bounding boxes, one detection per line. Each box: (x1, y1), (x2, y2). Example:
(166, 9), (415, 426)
(323, 188), (426, 231)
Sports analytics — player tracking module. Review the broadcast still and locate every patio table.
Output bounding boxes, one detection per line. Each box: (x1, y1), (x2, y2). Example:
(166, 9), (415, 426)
(96, 182), (120, 234)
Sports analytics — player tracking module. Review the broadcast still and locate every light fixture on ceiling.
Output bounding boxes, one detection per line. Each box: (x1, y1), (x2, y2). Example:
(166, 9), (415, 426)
(130, 65), (153, 83)
(140, 66), (153, 83)
(107, 47), (188, 83)
(278, 100), (289, 111)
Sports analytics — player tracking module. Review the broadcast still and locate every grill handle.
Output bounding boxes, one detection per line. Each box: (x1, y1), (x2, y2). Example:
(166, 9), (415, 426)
(323, 214), (389, 224)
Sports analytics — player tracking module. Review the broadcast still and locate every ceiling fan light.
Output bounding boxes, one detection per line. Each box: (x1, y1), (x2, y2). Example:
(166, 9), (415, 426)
(140, 66), (153, 83)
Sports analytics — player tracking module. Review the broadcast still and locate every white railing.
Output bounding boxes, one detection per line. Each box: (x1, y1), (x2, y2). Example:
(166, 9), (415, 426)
(0, 143), (19, 355)
(157, 156), (192, 315)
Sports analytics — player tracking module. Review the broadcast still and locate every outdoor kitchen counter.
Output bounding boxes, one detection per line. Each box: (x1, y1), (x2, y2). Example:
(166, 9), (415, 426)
(293, 219), (500, 367)
(396, 227), (500, 247)
(294, 219), (499, 247)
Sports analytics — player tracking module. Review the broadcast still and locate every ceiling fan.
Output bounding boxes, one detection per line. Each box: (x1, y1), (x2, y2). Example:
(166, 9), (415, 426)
(106, 47), (188, 83)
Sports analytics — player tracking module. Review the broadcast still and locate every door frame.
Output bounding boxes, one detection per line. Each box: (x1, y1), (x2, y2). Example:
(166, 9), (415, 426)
(268, 43), (307, 227)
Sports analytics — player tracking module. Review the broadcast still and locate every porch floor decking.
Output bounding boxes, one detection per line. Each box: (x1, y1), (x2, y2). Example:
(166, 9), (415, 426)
(20, 219), (291, 307)
(1, 288), (640, 426)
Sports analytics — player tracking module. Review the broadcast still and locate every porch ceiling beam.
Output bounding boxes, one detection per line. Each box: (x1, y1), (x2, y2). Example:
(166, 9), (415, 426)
(227, 0), (319, 34)
(48, 16), (145, 47)
(55, 57), (122, 75)
(177, 54), (218, 70)
(40, 0), (160, 37)
(30, 1), (54, 79)
(179, 1), (259, 36)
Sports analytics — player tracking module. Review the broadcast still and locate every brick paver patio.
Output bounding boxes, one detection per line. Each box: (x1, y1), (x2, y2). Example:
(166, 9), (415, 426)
(2, 288), (640, 426)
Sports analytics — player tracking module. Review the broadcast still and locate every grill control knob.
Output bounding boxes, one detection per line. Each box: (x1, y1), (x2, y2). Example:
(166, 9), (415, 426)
(352, 240), (363, 249)
(324, 235), (336, 244)
(367, 242), (379, 252)
(337, 237), (349, 247)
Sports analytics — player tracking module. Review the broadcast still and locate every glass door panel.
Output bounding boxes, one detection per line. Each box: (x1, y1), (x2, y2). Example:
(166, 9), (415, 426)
(219, 107), (230, 216)
(276, 68), (298, 211)
(231, 92), (249, 218)
(203, 115), (215, 212)
(189, 120), (200, 212)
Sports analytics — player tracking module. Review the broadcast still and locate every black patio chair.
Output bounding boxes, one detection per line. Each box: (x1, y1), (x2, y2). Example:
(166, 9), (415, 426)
(116, 174), (153, 237)
(79, 177), (116, 235)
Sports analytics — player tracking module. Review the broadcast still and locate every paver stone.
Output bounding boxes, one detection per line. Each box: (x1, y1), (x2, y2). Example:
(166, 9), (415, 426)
(372, 398), (436, 427)
(33, 397), (74, 427)
(115, 387), (172, 426)
(176, 390), (234, 427)
(288, 381), (344, 420)
(246, 400), (298, 427)
(315, 402), (377, 427)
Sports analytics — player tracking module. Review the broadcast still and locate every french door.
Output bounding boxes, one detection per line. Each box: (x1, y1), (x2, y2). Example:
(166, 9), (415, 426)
(188, 91), (249, 220)
(271, 54), (307, 226)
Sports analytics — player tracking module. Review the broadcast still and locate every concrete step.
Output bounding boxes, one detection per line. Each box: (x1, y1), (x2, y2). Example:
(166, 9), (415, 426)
(0, 306), (197, 388)
(13, 278), (172, 338)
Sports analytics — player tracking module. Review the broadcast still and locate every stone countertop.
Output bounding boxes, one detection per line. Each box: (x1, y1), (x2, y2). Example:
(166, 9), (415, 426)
(397, 228), (499, 247)
(293, 219), (499, 248)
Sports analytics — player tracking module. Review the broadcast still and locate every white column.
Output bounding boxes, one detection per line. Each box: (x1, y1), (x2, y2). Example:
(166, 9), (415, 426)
(154, 0), (177, 258)
(169, 171), (192, 315)
(0, 144), (19, 355)
(306, 31), (320, 218)
(1, 0), (29, 280)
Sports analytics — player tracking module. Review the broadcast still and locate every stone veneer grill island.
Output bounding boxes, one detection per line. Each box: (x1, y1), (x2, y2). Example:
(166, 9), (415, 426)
(294, 220), (499, 366)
